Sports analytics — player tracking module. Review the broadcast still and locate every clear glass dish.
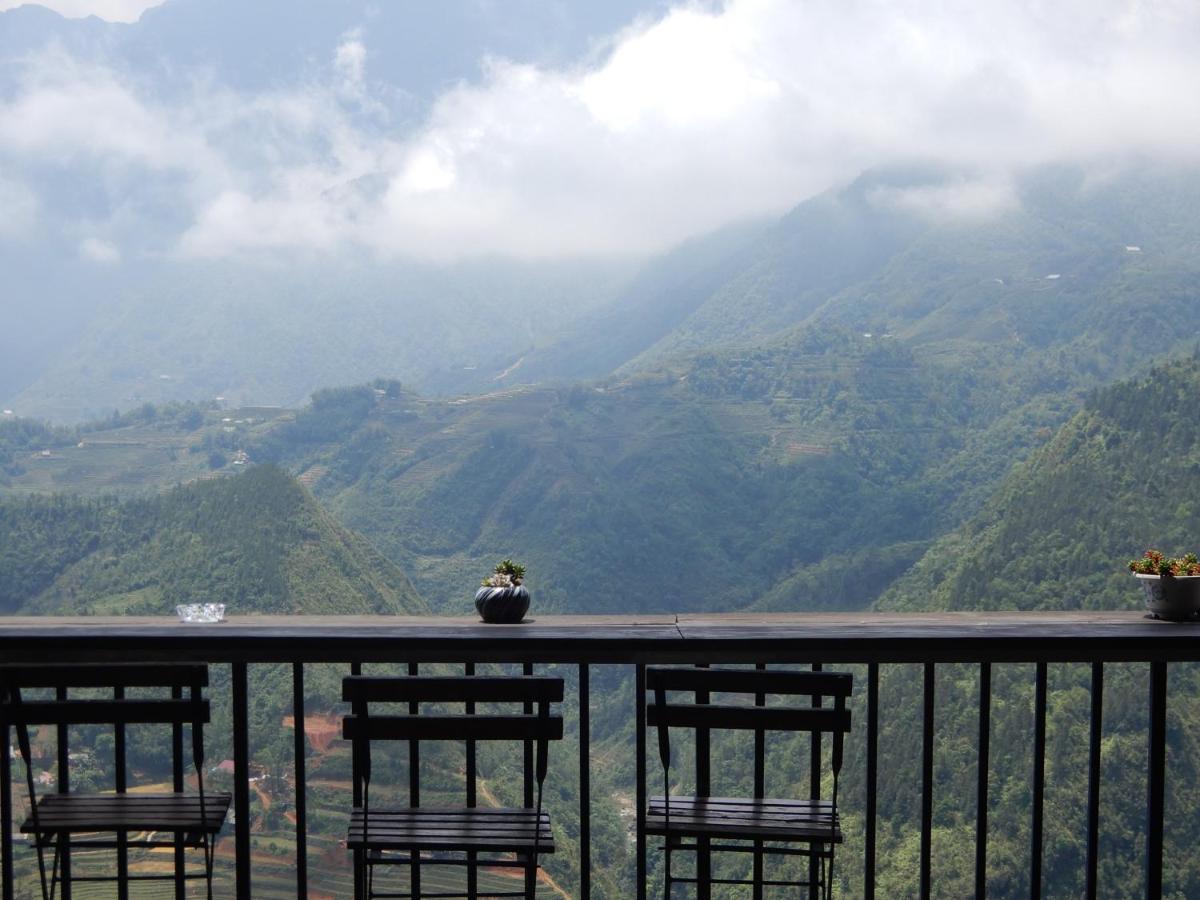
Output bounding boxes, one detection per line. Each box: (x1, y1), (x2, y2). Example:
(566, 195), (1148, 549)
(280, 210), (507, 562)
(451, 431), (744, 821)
(175, 603), (226, 623)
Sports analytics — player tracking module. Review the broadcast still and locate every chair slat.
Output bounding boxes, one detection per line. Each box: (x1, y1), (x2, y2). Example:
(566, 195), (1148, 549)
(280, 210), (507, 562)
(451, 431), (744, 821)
(347, 807), (554, 852)
(343, 675), (563, 704)
(343, 713), (563, 743)
(647, 703), (850, 734)
(21, 793), (230, 834)
(645, 795), (843, 843)
(7, 699), (209, 726)
(646, 667), (852, 698)
(0, 664), (207, 690)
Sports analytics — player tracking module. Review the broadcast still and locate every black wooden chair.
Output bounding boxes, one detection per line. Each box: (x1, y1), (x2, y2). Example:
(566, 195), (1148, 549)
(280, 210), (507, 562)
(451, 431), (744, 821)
(0, 663), (230, 900)
(644, 667), (853, 899)
(343, 673), (564, 900)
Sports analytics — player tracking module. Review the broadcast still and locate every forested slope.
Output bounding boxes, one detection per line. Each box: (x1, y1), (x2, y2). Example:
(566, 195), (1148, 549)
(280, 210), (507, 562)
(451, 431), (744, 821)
(0, 462), (427, 616)
(855, 358), (1200, 898)
(882, 356), (1200, 613)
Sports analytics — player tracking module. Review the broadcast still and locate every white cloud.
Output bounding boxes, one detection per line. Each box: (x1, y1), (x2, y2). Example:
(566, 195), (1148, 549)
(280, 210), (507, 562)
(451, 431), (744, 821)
(0, 0), (164, 24)
(4, 0), (1200, 261)
(79, 236), (120, 263)
(868, 176), (1020, 222)
(334, 30), (367, 95)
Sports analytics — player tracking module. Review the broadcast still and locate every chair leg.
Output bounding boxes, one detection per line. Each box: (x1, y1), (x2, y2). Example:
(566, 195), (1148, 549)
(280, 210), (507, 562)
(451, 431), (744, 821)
(47, 834), (61, 900)
(32, 833), (49, 900)
(662, 838), (671, 900)
(524, 852), (537, 899)
(202, 832), (215, 900)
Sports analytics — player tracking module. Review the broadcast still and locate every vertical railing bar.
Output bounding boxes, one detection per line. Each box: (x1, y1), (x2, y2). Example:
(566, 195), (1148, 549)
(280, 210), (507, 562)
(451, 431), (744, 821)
(350, 662), (362, 900)
(1, 700), (13, 900)
(636, 663), (647, 900)
(1147, 660), (1167, 900)
(696, 662), (711, 900)
(1085, 661), (1103, 900)
(865, 662), (879, 900)
(753, 662), (766, 900)
(172, 684), (185, 900)
(579, 663), (591, 900)
(466, 661), (477, 899)
(522, 661), (534, 897)
(920, 662), (934, 900)
(409, 661), (420, 899)
(57, 685), (71, 899)
(523, 662), (534, 809)
(1031, 661), (1047, 900)
(115, 684), (128, 900)
(292, 663), (307, 900)
(974, 662), (991, 900)
(810, 662), (823, 895)
(233, 661), (251, 900)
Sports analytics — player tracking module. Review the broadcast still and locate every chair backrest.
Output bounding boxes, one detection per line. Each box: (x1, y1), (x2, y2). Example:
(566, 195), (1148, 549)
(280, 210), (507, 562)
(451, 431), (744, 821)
(0, 664), (212, 811)
(342, 675), (564, 800)
(645, 667), (853, 787)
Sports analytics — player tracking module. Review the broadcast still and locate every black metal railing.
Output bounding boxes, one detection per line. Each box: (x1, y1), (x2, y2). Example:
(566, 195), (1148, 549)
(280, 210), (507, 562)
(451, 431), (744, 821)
(0, 612), (1194, 899)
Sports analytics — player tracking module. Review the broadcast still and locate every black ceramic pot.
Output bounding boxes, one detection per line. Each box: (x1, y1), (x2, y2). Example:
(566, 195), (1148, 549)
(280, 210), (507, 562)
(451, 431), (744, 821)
(474, 585), (530, 623)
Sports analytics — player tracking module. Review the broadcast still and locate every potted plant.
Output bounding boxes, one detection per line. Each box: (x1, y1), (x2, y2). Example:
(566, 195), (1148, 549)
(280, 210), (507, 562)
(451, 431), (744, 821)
(475, 559), (531, 623)
(1128, 549), (1200, 621)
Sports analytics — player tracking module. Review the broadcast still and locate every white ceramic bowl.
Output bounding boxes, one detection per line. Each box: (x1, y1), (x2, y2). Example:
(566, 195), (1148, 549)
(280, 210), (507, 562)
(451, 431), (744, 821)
(175, 603), (226, 623)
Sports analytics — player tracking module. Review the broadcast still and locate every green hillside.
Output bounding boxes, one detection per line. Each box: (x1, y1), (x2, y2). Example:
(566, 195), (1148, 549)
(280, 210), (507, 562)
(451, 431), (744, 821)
(506, 165), (1200, 394)
(881, 355), (1200, 613)
(236, 332), (998, 615)
(845, 358), (1200, 898)
(0, 463), (428, 616)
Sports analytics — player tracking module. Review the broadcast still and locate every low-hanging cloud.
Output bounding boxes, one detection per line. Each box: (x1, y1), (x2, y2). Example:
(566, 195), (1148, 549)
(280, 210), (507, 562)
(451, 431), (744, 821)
(0, 0), (164, 23)
(3, 0), (1200, 262)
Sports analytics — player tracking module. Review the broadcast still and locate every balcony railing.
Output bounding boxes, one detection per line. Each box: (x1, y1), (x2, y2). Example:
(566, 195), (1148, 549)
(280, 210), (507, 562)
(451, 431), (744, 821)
(0, 611), (1195, 899)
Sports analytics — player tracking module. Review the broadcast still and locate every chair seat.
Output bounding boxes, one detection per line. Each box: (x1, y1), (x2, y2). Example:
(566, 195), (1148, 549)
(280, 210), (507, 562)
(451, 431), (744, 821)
(21, 792), (231, 836)
(646, 795), (842, 844)
(348, 806), (554, 853)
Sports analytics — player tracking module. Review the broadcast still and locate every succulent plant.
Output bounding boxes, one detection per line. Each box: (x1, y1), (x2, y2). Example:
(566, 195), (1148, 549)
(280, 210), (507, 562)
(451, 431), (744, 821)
(1128, 549), (1200, 577)
(481, 558), (526, 588)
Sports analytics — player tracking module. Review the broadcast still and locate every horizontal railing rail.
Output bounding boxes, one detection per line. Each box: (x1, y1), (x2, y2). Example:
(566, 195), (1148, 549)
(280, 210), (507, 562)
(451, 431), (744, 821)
(0, 612), (1195, 900)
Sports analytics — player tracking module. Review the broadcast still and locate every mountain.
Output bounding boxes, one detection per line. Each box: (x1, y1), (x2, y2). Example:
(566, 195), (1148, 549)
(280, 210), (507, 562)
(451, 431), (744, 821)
(881, 355), (1200, 613)
(483, 165), (1200, 389)
(3, 258), (634, 422)
(851, 358), (1200, 899)
(6, 165), (1200, 619)
(8, 161), (1199, 426)
(0, 462), (428, 616)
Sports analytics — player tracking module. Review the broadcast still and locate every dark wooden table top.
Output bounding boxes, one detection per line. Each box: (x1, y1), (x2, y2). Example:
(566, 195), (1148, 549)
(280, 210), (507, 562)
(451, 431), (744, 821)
(0, 611), (1197, 663)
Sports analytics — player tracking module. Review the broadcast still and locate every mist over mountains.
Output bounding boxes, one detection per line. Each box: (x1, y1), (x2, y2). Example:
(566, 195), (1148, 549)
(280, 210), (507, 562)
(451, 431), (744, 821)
(5, 0), (1200, 422)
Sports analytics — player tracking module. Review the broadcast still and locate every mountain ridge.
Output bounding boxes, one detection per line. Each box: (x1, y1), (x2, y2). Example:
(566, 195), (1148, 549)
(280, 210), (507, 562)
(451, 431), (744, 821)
(0, 462), (428, 616)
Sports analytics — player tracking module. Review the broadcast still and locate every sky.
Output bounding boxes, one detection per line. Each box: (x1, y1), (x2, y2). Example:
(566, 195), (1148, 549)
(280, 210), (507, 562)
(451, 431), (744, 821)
(2, 0), (1199, 263)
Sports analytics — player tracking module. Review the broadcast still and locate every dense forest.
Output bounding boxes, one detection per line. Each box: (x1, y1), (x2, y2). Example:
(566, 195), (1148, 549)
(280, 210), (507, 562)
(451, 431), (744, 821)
(6, 360), (1200, 896)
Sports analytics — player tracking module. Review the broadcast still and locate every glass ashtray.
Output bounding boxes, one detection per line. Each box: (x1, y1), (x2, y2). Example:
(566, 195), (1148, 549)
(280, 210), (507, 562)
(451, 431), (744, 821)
(176, 603), (226, 623)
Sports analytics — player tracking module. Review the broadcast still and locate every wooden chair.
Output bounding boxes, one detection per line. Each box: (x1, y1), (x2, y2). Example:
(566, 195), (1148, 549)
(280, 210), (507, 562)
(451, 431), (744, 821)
(343, 674), (564, 899)
(0, 663), (231, 900)
(644, 667), (853, 899)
